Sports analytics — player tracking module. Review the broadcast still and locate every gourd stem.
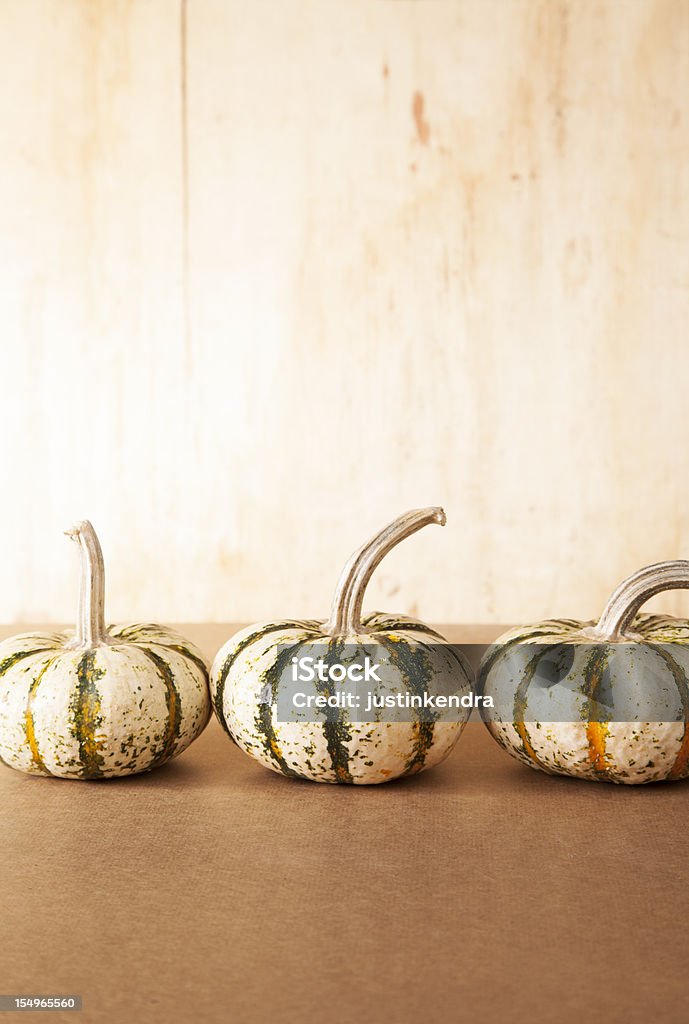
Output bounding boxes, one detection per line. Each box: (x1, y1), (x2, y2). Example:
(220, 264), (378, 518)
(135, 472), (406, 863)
(324, 507), (446, 636)
(65, 521), (110, 648)
(590, 560), (689, 641)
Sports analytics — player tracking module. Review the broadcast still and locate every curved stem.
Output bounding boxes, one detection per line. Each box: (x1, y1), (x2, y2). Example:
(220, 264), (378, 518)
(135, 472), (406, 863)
(65, 521), (110, 648)
(590, 560), (689, 641)
(324, 507), (446, 636)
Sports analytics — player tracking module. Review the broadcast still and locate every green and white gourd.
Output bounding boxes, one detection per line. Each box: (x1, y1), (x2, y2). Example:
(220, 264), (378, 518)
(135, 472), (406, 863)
(211, 508), (472, 784)
(0, 521), (211, 779)
(479, 560), (689, 784)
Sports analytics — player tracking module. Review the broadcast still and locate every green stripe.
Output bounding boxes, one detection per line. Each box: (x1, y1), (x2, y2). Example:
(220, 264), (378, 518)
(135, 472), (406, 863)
(479, 624), (570, 684)
(110, 627), (210, 677)
(167, 644), (209, 679)
(24, 656), (59, 774)
(213, 621), (317, 739)
(647, 643), (689, 720)
(71, 651), (107, 779)
(254, 642), (306, 779)
(641, 641), (689, 778)
(582, 645), (612, 714)
(0, 646), (53, 678)
(0, 642), (62, 774)
(363, 615), (448, 642)
(640, 615), (687, 638)
(434, 641), (473, 690)
(581, 645), (613, 778)
(637, 614), (666, 629)
(512, 643), (565, 770)
(311, 640), (354, 783)
(0, 646), (57, 773)
(322, 715), (353, 782)
(140, 648), (184, 767)
(403, 721), (435, 776)
(109, 623), (162, 641)
(370, 619), (473, 690)
(379, 635), (438, 776)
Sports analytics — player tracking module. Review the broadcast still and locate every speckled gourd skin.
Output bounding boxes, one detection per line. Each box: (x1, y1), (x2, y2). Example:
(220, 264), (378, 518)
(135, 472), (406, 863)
(479, 614), (689, 785)
(211, 613), (471, 785)
(0, 623), (211, 779)
(0, 522), (211, 780)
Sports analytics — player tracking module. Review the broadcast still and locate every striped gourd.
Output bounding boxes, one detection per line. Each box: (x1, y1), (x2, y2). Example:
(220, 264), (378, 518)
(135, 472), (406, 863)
(211, 508), (472, 784)
(479, 561), (689, 784)
(0, 521), (211, 779)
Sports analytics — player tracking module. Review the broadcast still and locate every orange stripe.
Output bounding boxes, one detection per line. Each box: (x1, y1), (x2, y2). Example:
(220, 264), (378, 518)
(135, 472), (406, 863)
(24, 658), (56, 773)
(586, 720), (610, 775)
(515, 720), (542, 767)
(24, 705), (44, 771)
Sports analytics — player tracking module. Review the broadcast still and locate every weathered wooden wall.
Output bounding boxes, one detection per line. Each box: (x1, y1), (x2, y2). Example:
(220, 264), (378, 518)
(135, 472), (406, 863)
(0, 0), (687, 626)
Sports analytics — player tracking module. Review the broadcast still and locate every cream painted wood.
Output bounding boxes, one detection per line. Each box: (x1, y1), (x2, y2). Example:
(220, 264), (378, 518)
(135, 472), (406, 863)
(0, 1), (687, 628)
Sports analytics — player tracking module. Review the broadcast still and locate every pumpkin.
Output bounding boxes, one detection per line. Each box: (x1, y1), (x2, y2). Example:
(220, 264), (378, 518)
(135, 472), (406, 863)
(211, 507), (472, 784)
(478, 560), (689, 784)
(0, 521), (211, 779)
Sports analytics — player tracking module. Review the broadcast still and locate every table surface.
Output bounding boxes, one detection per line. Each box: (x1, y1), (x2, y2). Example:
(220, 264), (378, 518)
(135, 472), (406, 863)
(2, 624), (688, 1024)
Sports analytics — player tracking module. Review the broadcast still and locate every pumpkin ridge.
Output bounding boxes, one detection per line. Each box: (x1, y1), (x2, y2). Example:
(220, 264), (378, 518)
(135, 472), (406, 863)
(586, 721), (611, 776)
(113, 628), (209, 679)
(254, 640), (307, 779)
(0, 646), (56, 679)
(405, 721), (435, 775)
(401, 631), (471, 686)
(165, 644), (208, 678)
(583, 646), (613, 778)
(71, 651), (107, 779)
(315, 640), (354, 783)
(364, 617), (447, 642)
(381, 635), (437, 776)
(480, 627), (568, 684)
(322, 717), (353, 782)
(513, 644), (564, 772)
(214, 621), (315, 739)
(24, 655), (59, 774)
(640, 641), (689, 780)
(138, 648), (183, 767)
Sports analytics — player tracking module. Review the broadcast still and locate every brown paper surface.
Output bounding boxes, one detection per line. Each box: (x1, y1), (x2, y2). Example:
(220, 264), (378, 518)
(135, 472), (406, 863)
(1, 625), (687, 1023)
